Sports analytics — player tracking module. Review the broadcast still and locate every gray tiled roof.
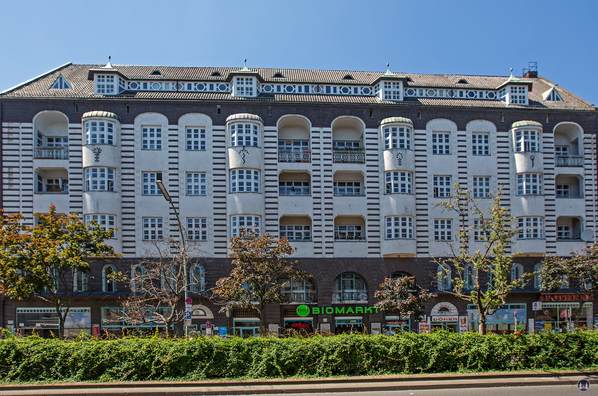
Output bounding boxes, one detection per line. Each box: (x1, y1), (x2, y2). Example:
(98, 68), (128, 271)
(1, 63), (595, 111)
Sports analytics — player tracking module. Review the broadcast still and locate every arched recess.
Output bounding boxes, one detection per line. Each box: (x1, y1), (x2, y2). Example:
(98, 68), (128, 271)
(331, 116), (365, 147)
(33, 111), (69, 154)
(191, 304), (214, 319)
(332, 272), (368, 303)
(553, 122), (584, 156)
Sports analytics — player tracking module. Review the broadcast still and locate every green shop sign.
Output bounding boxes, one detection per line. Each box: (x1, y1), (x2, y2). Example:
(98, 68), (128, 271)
(296, 305), (379, 317)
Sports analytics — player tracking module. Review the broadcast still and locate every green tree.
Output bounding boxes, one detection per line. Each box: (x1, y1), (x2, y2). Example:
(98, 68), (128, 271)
(0, 205), (117, 338)
(433, 185), (531, 334)
(540, 243), (598, 328)
(212, 229), (311, 334)
(374, 276), (437, 324)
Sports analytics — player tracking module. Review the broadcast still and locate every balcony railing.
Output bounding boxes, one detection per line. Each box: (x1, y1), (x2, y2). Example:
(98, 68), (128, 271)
(555, 155), (584, 167)
(278, 150), (311, 163)
(331, 291), (368, 303)
(282, 291), (317, 303)
(34, 147), (69, 160)
(333, 151), (365, 163)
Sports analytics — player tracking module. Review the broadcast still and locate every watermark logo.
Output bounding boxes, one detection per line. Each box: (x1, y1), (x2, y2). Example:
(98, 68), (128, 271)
(296, 305), (310, 317)
(578, 379), (590, 392)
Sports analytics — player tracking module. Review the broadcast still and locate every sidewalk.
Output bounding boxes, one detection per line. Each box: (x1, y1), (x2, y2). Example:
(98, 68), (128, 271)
(0, 371), (596, 395)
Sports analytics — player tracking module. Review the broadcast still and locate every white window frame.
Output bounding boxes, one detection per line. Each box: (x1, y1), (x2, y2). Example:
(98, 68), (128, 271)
(142, 126), (162, 150)
(434, 219), (452, 241)
(334, 225), (364, 241)
(432, 133), (450, 154)
(517, 173), (543, 195)
(233, 77), (255, 97)
(472, 176), (490, 198)
(186, 127), (206, 151)
(518, 217), (544, 239)
(383, 125), (411, 149)
(557, 225), (571, 239)
(386, 216), (414, 239)
(85, 214), (117, 239)
(279, 180), (310, 196)
(230, 123), (259, 147)
(386, 171), (412, 194)
(231, 215), (261, 238)
(231, 169), (260, 193)
(85, 167), (115, 191)
(433, 175), (452, 198)
(85, 121), (115, 145)
(186, 172), (207, 196)
(143, 217), (163, 241)
(383, 81), (402, 101)
(187, 218), (207, 241)
(280, 225), (311, 241)
(142, 172), (162, 195)
(514, 130), (540, 152)
(472, 133), (489, 156)
(333, 181), (362, 196)
(95, 74), (115, 94)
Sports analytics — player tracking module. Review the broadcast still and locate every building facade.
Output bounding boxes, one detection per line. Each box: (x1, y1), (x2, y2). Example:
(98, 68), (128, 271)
(1, 61), (597, 336)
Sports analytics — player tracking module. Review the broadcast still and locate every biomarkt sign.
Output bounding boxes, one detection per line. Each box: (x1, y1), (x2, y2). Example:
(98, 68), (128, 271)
(296, 305), (380, 316)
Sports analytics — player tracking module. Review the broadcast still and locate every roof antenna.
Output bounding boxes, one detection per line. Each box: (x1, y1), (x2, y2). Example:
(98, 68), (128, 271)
(104, 56), (113, 69)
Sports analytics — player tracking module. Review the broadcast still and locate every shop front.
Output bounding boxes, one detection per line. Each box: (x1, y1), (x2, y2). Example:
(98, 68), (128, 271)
(430, 302), (459, 332)
(16, 307), (91, 337)
(101, 307), (170, 336)
(335, 317), (363, 333)
(467, 304), (526, 333)
(384, 316), (410, 334)
(233, 318), (260, 337)
(284, 318), (314, 335)
(535, 295), (593, 332)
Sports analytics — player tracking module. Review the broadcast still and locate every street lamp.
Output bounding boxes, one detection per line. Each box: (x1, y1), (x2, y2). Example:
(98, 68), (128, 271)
(156, 180), (189, 336)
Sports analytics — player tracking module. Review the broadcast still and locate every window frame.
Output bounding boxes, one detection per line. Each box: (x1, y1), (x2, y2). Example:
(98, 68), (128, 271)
(231, 215), (261, 238)
(517, 173), (543, 195)
(230, 169), (260, 193)
(85, 214), (117, 239)
(187, 218), (207, 241)
(103, 265), (116, 292)
(472, 133), (490, 156)
(141, 126), (162, 150)
(333, 181), (362, 196)
(279, 224), (311, 241)
(186, 172), (207, 196)
(386, 216), (414, 239)
(334, 224), (364, 241)
(432, 132), (451, 155)
(143, 217), (163, 241)
(472, 176), (490, 198)
(517, 217), (544, 239)
(186, 127), (206, 151)
(85, 167), (115, 192)
(434, 219), (453, 241)
(142, 172), (162, 195)
(279, 180), (310, 196)
(433, 175), (452, 198)
(230, 123), (259, 147)
(189, 264), (205, 292)
(514, 129), (540, 152)
(386, 171), (413, 194)
(383, 125), (411, 150)
(85, 120), (115, 145)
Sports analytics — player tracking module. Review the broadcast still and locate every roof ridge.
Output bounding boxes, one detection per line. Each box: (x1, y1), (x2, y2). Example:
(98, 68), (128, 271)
(0, 62), (72, 95)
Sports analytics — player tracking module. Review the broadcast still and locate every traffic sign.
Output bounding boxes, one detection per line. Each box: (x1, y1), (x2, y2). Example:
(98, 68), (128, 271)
(185, 304), (192, 312)
(185, 297), (192, 304)
(184, 311), (191, 320)
(184, 319), (192, 326)
(206, 321), (212, 328)
(532, 301), (542, 311)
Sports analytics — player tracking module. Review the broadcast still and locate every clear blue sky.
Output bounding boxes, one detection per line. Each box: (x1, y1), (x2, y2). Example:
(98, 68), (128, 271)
(1, 0), (597, 106)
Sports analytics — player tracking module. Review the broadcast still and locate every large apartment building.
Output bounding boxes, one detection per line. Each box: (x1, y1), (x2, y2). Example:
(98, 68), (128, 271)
(0, 61), (596, 336)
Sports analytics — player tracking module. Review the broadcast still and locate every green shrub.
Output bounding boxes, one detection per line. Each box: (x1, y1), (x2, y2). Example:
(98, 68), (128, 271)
(0, 331), (597, 382)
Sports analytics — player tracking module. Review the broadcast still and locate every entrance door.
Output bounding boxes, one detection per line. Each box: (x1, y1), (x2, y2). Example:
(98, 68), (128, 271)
(431, 323), (458, 332)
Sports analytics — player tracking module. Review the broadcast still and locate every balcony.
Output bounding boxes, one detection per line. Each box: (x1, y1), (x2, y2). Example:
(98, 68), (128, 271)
(333, 150), (365, 164)
(34, 147), (69, 160)
(332, 291), (368, 303)
(556, 156), (584, 167)
(278, 150), (311, 163)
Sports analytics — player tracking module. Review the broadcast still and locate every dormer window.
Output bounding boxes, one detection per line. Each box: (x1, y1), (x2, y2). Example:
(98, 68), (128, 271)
(210, 71), (222, 77)
(232, 77), (256, 97)
(378, 81), (402, 101)
(272, 72), (285, 78)
(50, 75), (72, 90)
(457, 78), (468, 84)
(510, 86), (528, 105)
(95, 74), (116, 95)
(544, 88), (563, 102)
(343, 74), (354, 80)
(150, 70), (162, 76)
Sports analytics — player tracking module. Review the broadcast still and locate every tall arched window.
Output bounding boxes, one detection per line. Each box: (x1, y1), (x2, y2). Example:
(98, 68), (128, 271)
(103, 265), (116, 292)
(131, 265), (144, 292)
(332, 273), (367, 303)
(189, 265), (205, 292)
(73, 269), (88, 292)
(511, 264), (524, 287)
(534, 263), (544, 290)
(464, 264), (476, 290)
(281, 278), (317, 302)
(437, 264), (451, 291)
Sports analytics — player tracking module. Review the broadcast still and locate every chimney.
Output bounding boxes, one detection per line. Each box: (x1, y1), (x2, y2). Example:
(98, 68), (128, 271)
(522, 61), (538, 78)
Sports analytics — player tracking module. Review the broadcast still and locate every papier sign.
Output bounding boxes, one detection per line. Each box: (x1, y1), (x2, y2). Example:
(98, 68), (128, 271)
(459, 316), (468, 333)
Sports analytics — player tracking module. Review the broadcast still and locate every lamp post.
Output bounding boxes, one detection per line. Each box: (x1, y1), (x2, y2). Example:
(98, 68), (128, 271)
(156, 180), (189, 336)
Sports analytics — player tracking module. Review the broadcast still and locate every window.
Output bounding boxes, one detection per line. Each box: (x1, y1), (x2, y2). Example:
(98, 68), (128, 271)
(37, 175), (68, 193)
(85, 214), (117, 238)
(386, 216), (413, 239)
(131, 265), (144, 292)
(162, 265), (176, 291)
(334, 181), (362, 196)
(437, 264), (451, 291)
(473, 219), (489, 242)
(386, 172), (412, 194)
(143, 217), (163, 240)
(434, 219), (452, 241)
(96, 75), (115, 94)
(433, 176), (452, 198)
(186, 127), (206, 150)
(510, 86), (527, 104)
(142, 126), (162, 150)
(281, 279), (317, 302)
(280, 225), (311, 241)
(333, 141), (361, 150)
(85, 121), (114, 145)
(557, 225), (571, 239)
(514, 130), (539, 152)
(51, 75), (71, 90)
(85, 168), (115, 191)
(472, 176), (490, 198)
(231, 215), (260, 237)
(279, 181), (310, 196)
(518, 217), (544, 239)
(534, 263), (544, 290)
(383, 126), (411, 149)
(186, 172), (206, 195)
(103, 265), (116, 292)
(511, 264), (524, 287)
(142, 172), (162, 195)
(432, 133), (450, 154)
(556, 184), (570, 198)
(517, 173), (543, 195)
(73, 270), (88, 292)
(555, 146), (569, 156)
(234, 77), (254, 96)
(334, 225), (363, 240)
(230, 123), (259, 147)
(545, 89), (563, 102)
(472, 133), (489, 155)
(278, 140), (309, 151)
(332, 273), (367, 303)
(187, 218), (207, 241)
(189, 265), (205, 292)
(383, 81), (402, 101)
(231, 169), (260, 193)
(464, 264), (476, 290)
(46, 137), (68, 147)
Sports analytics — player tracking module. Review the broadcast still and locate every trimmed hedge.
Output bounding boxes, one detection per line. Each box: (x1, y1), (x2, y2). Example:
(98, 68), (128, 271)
(0, 331), (597, 382)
